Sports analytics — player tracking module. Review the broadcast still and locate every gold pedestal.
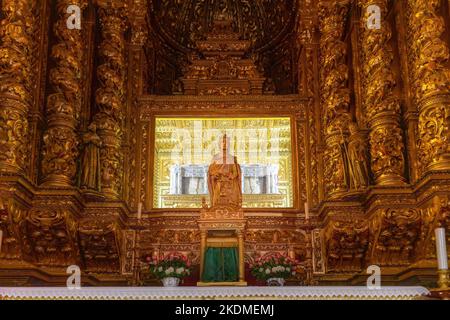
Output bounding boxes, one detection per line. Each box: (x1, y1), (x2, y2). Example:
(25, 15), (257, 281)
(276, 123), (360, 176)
(198, 206), (247, 286)
(429, 270), (450, 300)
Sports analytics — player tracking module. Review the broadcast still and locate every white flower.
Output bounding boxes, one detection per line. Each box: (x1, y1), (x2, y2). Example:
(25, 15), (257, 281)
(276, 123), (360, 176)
(265, 268), (271, 274)
(165, 267), (174, 275)
(158, 266), (163, 272)
(176, 267), (184, 274)
(280, 266), (285, 272)
(271, 267), (276, 273)
(292, 271), (296, 276)
(259, 268), (263, 272)
(286, 267), (290, 272)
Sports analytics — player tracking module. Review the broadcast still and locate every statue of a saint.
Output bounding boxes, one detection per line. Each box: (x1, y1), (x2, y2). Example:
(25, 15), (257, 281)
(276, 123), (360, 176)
(207, 134), (242, 207)
(347, 123), (370, 190)
(80, 123), (102, 191)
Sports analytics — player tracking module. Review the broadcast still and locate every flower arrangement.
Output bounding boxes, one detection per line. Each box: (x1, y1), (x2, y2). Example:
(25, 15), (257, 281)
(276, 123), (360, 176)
(250, 252), (298, 281)
(148, 252), (191, 280)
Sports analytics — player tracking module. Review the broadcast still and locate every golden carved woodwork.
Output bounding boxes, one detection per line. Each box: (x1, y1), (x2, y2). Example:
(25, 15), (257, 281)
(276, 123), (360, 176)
(179, 17), (267, 96)
(40, 0), (88, 187)
(0, 0), (37, 174)
(0, 196), (26, 260)
(324, 219), (369, 272)
(368, 208), (422, 266)
(21, 208), (79, 266)
(1, 0), (450, 288)
(78, 217), (122, 273)
(406, 0), (450, 173)
(151, 0), (296, 51)
(359, 0), (406, 186)
(319, 0), (352, 199)
(93, 2), (128, 199)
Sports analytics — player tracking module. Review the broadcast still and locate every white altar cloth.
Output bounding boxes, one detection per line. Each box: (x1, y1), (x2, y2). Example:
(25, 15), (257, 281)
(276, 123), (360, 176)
(0, 286), (429, 300)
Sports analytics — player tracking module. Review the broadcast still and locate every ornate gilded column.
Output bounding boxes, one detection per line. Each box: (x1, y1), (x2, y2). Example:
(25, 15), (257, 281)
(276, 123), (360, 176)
(40, 0), (88, 186)
(318, 0), (352, 199)
(93, 1), (128, 199)
(406, 0), (450, 173)
(0, 1), (37, 174)
(359, 0), (406, 185)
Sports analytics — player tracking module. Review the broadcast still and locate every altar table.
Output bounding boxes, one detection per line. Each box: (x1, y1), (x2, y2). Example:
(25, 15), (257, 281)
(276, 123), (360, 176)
(0, 286), (430, 300)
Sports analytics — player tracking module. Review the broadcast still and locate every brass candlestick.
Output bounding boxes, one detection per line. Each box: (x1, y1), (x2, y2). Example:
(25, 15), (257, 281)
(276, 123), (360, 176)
(437, 269), (450, 290)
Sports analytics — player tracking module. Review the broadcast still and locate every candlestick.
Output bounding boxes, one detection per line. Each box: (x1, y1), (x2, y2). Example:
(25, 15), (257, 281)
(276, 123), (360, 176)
(435, 227), (448, 270)
(0, 229), (3, 253)
(304, 202), (310, 220)
(137, 202), (143, 220)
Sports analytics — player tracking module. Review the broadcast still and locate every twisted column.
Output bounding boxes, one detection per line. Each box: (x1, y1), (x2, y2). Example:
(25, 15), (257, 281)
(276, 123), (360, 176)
(40, 0), (88, 186)
(0, 1), (37, 174)
(359, 0), (406, 185)
(319, 0), (352, 199)
(93, 2), (127, 199)
(406, 0), (450, 173)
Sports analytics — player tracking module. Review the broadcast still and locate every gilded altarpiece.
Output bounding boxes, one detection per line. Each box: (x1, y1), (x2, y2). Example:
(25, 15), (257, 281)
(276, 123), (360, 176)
(1, 0), (450, 287)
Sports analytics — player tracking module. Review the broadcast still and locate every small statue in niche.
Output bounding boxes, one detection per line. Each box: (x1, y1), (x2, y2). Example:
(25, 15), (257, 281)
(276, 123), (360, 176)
(346, 122), (370, 190)
(172, 79), (184, 95)
(263, 78), (276, 94)
(80, 122), (102, 192)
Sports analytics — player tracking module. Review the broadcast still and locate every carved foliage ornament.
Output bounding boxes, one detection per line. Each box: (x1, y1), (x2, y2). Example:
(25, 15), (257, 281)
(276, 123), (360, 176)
(0, 0), (37, 173)
(21, 208), (79, 266)
(324, 219), (369, 272)
(41, 0), (88, 186)
(93, 4), (128, 199)
(318, 0), (352, 198)
(407, 0), (450, 172)
(359, 0), (406, 184)
(368, 208), (421, 266)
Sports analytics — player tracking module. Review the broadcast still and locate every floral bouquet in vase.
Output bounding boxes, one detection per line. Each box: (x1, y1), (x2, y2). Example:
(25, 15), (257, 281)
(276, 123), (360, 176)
(149, 252), (191, 287)
(250, 252), (298, 286)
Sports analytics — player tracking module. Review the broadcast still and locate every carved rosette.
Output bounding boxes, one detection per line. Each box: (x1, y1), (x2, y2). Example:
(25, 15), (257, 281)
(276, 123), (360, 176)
(93, 3), (128, 199)
(0, 1), (37, 174)
(359, 0), (406, 185)
(318, 0), (351, 198)
(406, 0), (450, 172)
(40, 0), (87, 186)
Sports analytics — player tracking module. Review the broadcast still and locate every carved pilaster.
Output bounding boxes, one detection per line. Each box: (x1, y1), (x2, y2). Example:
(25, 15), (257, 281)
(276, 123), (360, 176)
(298, 12), (321, 206)
(318, 0), (352, 198)
(127, 0), (148, 209)
(40, 0), (88, 186)
(0, 0), (37, 174)
(93, 1), (128, 199)
(359, 0), (406, 185)
(406, 0), (450, 173)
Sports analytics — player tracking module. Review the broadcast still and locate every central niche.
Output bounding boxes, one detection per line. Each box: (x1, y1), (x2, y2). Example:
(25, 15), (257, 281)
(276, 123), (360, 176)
(153, 117), (294, 208)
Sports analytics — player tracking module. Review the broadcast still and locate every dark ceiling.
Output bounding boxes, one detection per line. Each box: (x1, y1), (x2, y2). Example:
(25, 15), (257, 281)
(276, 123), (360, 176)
(149, 0), (297, 53)
(146, 0), (299, 95)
